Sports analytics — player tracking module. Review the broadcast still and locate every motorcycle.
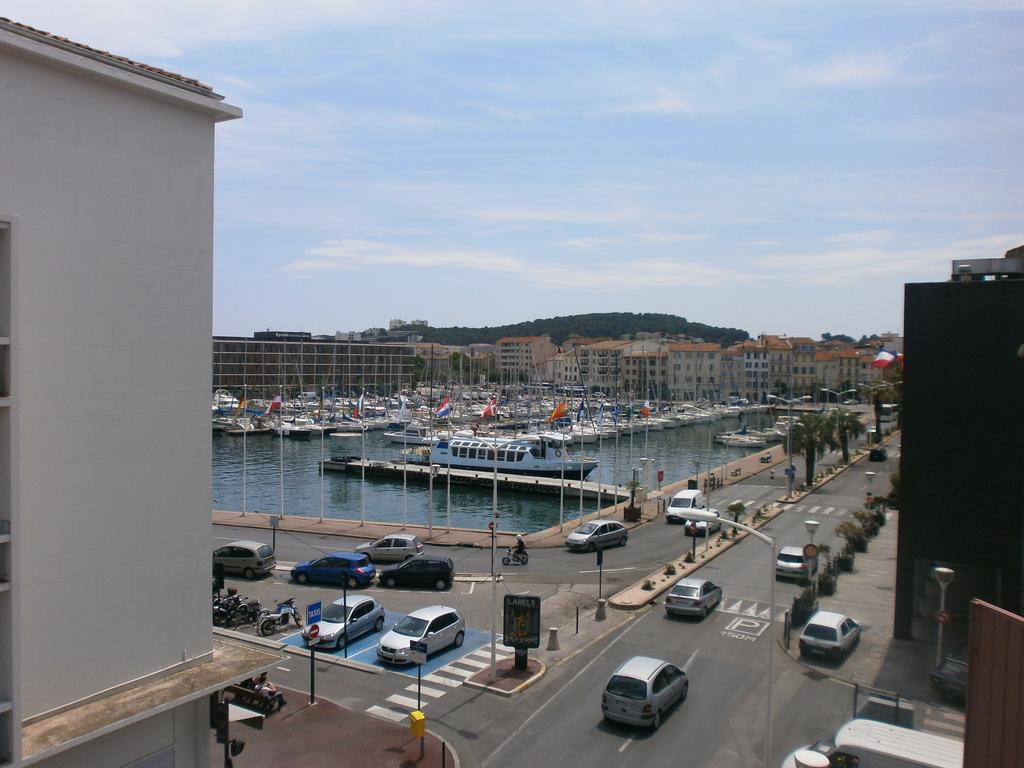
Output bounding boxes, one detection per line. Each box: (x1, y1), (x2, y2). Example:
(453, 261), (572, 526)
(501, 547), (529, 566)
(257, 597), (303, 637)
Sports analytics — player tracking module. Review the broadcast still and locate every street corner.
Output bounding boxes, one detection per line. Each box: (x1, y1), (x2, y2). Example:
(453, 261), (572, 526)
(463, 656), (546, 697)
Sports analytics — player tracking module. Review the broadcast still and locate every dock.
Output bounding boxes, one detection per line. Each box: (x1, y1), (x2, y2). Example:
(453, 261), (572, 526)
(321, 458), (628, 502)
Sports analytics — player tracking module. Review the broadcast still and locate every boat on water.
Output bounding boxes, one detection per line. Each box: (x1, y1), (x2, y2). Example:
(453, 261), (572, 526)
(384, 421), (441, 446)
(424, 431), (598, 478)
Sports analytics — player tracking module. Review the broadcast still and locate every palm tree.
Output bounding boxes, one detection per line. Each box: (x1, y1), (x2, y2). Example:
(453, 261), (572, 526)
(789, 412), (838, 486)
(829, 408), (865, 464)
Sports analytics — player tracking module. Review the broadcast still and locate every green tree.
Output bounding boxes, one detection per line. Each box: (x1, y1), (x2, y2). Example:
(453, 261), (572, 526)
(789, 412), (838, 485)
(829, 408), (865, 464)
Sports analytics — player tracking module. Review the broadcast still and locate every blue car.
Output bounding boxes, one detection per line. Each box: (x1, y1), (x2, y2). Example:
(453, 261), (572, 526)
(291, 552), (376, 588)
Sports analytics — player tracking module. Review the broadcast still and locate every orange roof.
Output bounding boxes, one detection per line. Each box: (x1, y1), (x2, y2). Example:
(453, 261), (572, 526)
(0, 17), (215, 94)
(667, 343), (721, 352)
(815, 350), (834, 361)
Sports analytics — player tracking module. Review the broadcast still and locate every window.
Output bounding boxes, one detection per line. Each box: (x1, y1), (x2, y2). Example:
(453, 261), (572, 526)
(606, 676), (647, 700)
(652, 669), (671, 694)
(831, 753), (860, 768)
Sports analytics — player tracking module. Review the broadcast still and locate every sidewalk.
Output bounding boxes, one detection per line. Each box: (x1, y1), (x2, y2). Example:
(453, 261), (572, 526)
(212, 687), (458, 767)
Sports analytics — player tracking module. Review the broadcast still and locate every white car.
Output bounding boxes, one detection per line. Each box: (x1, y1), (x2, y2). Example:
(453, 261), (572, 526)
(776, 546), (818, 581)
(565, 519), (628, 551)
(799, 611), (861, 661)
(302, 595), (385, 651)
(355, 534), (424, 563)
(376, 605), (465, 664)
(665, 577), (722, 619)
(665, 489), (706, 524)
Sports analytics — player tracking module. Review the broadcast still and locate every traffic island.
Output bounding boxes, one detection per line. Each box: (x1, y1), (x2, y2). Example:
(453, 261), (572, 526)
(464, 657), (546, 696)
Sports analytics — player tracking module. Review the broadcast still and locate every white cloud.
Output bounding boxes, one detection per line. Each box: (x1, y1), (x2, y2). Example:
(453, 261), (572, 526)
(287, 240), (527, 275)
(791, 51), (903, 87)
(601, 92), (704, 116)
(824, 230), (895, 245)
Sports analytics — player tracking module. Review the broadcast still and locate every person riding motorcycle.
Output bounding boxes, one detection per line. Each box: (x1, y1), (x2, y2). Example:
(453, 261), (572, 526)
(515, 534), (527, 557)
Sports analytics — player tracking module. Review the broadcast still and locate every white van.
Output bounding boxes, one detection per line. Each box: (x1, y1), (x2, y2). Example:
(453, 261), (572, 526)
(782, 719), (963, 768)
(665, 489), (706, 524)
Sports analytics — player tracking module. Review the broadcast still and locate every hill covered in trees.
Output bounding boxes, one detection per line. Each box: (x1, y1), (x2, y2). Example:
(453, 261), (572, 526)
(400, 313), (750, 347)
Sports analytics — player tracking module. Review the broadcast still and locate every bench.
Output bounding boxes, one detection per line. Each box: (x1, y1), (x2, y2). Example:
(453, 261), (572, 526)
(731, 468), (742, 477)
(225, 684), (284, 715)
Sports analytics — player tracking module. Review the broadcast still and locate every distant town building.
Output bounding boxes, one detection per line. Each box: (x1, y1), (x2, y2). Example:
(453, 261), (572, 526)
(495, 336), (558, 380)
(389, 318), (428, 330)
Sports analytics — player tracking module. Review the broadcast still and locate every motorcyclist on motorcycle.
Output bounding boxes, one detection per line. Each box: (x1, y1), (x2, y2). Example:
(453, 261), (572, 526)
(515, 534), (526, 557)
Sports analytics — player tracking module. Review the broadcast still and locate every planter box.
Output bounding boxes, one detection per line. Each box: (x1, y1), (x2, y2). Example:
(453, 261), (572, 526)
(790, 598), (819, 627)
(853, 538), (867, 553)
(624, 506), (641, 522)
(838, 557), (854, 573)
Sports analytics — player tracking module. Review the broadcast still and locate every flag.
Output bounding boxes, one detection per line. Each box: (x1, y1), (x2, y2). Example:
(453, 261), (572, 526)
(263, 392), (282, 416)
(435, 397), (451, 419)
(234, 394), (246, 417)
(482, 397), (498, 418)
(641, 399), (651, 418)
(872, 348), (895, 368)
(353, 393), (364, 419)
(548, 400), (567, 423)
(576, 400), (586, 422)
(397, 396), (407, 422)
(612, 405), (620, 424)
(596, 405), (605, 425)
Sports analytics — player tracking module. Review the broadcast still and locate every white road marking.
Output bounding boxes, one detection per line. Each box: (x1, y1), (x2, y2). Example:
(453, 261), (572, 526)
(822, 507), (834, 515)
(437, 666), (474, 678)
(618, 734), (636, 753)
(406, 684), (446, 699)
(725, 600), (744, 613)
(741, 603), (759, 616)
(482, 611), (643, 767)
(386, 694), (421, 709)
(276, 666), (291, 672)
(461, 582), (476, 595)
(682, 649), (699, 673)
(455, 657), (489, 669)
(422, 674), (464, 688)
(808, 506), (821, 514)
(366, 705), (406, 722)
(579, 566), (638, 574)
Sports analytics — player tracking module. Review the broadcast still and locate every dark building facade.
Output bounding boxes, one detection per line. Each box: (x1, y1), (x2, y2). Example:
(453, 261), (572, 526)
(895, 253), (1024, 640)
(213, 335), (416, 395)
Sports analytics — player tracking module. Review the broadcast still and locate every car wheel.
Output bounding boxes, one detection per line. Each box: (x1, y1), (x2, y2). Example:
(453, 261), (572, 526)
(435, 578), (448, 591)
(243, 567), (256, 580)
(334, 635), (344, 652)
(454, 630), (464, 647)
(681, 682), (689, 702)
(296, 572), (309, 585)
(385, 576), (397, 588)
(374, 616), (384, 633)
(620, 535), (628, 547)
(345, 575), (356, 589)
(587, 541), (596, 553)
(700, 604), (707, 619)
(652, 709), (662, 729)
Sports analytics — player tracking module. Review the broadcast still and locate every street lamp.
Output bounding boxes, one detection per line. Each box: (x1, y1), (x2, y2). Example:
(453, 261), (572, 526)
(767, 393), (810, 498)
(820, 388), (857, 412)
(686, 509), (776, 766)
(933, 566), (955, 667)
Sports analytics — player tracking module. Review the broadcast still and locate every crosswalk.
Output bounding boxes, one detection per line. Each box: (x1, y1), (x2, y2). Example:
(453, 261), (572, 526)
(717, 597), (788, 622)
(365, 646), (514, 723)
(919, 704), (965, 739)
(719, 498), (851, 519)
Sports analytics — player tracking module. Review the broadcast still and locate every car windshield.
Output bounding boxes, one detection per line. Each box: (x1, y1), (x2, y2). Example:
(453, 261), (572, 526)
(393, 616), (429, 637)
(606, 675), (647, 700)
(575, 523), (598, 535)
(322, 604), (352, 622)
(804, 625), (838, 641)
(670, 497), (694, 508)
(778, 553), (803, 564)
(671, 586), (699, 598)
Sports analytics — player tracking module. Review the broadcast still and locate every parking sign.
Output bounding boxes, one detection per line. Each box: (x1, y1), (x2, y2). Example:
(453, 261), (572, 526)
(409, 640), (428, 665)
(306, 601), (322, 626)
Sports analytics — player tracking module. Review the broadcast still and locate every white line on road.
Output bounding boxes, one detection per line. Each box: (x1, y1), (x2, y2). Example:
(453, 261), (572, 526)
(461, 582), (476, 595)
(406, 683), (446, 699)
(578, 566), (638, 574)
(822, 507), (834, 515)
(618, 734), (636, 753)
(682, 649), (699, 673)
(276, 666), (291, 672)
(482, 612), (644, 767)
(386, 694), (421, 709)
(808, 506), (821, 514)
(365, 705), (406, 723)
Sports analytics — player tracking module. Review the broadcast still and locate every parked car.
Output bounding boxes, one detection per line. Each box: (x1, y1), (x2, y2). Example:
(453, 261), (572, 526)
(565, 519), (628, 551)
(665, 577), (722, 619)
(665, 489), (706, 524)
(776, 546), (818, 581)
(378, 555), (454, 590)
(290, 552), (376, 587)
(303, 595), (385, 651)
(799, 611), (861, 660)
(869, 447), (888, 461)
(930, 648), (967, 704)
(602, 656), (688, 729)
(212, 540), (276, 580)
(356, 533), (424, 563)
(376, 605), (465, 664)
(680, 509), (722, 537)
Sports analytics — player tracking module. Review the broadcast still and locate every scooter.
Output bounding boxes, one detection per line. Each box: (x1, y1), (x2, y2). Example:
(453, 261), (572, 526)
(257, 597), (303, 637)
(501, 547), (529, 566)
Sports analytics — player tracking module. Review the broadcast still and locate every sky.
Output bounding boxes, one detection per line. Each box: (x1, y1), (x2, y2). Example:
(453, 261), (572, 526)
(7, 1), (1023, 340)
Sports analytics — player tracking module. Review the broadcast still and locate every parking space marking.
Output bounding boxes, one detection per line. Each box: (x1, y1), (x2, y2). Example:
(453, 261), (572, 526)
(719, 598), (787, 622)
(461, 582), (476, 595)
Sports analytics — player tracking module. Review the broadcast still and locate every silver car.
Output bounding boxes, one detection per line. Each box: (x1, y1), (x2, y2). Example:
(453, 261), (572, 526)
(665, 577), (722, 619)
(602, 656), (688, 729)
(565, 519), (628, 551)
(377, 605), (465, 664)
(776, 546), (818, 581)
(356, 534), (424, 563)
(302, 595), (385, 651)
(212, 540), (276, 580)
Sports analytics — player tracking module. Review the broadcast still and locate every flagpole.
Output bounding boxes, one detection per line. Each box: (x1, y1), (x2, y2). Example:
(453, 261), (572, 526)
(319, 385), (325, 524)
(360, 390), (366, 526)
(241, 383), (247, 517)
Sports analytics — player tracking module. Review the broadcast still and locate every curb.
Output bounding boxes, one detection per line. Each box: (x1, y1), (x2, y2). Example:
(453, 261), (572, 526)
(281, 644), (386, 674)
(463, 664), (547, 697)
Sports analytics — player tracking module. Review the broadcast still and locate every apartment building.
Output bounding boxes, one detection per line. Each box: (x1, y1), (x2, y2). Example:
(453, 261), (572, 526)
(790, 336), (818, 396)
(574, 340), (632, 392)
(212, 336), (416, 395)
(667, 343), (721, 401)
(495, 336), (557, 380)
(0, 19), (278, 767)
(620, 345), (669, 399)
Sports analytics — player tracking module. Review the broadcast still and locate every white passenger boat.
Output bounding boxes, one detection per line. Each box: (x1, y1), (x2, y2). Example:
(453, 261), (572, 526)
(384, 422), (439, 446)
(427, 432), (598, 478)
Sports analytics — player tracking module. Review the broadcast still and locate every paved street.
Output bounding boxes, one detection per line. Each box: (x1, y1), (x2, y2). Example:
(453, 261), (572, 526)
(213, 437), (926, 766)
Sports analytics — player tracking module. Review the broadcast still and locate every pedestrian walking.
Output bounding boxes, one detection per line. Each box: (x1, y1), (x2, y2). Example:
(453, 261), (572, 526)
(769, 469), (775, 480)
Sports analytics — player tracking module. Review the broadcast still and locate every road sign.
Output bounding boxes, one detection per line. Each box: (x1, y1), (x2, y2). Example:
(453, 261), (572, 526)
(308, 623), (319, 639)
(502, 594), (541, 649)
(409, 640), (428, 665)
(936, 609), (951, 625)
(306, 601), (322, 626)
(596, 548), (604, 567)
(803, 543), (819, 560)
(657, 469), (664, 482)
(269, 514), (280, 529)
(784, 467), (796, 478)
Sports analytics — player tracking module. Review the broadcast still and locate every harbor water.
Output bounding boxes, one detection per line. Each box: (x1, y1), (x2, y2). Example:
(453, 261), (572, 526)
(212, 413), (776, 533)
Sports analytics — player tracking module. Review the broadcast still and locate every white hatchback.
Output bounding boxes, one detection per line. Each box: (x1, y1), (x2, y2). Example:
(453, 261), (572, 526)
(376, 605), (465, 664)
(799, 611), (861, 661)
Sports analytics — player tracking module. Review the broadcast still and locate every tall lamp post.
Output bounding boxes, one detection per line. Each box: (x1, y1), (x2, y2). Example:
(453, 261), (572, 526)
(768, 393), (810, 498)
(934, 567), (955, 667)
(686, 510), (776, 766)
(820, 388), (857, 413)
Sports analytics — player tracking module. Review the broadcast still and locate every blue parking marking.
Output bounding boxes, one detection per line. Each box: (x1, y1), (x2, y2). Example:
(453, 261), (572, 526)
(281, 614), (493, 676)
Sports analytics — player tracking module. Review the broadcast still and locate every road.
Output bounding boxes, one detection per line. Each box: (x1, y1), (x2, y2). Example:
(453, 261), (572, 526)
(213, 435), (897, 766)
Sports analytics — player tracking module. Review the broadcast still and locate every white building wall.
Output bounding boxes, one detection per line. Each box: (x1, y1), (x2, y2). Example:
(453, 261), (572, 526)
(0, 37), (234, 739)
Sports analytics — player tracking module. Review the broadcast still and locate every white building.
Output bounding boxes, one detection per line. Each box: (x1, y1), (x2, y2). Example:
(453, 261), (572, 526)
(0, 18), (279, 767)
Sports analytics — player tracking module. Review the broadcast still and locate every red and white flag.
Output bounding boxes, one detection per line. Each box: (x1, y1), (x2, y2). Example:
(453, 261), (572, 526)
(872, 349), (895, 368)
(263, 392), (282, 416)
(482, 397), (498, 418)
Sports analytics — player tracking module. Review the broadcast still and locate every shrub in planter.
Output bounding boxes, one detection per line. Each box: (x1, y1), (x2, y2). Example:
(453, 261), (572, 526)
(664, 563), (677, 576)
(791, 586), (819, 626)
(817, 570), (837, 596)
(836, 521), (867, 552)
(642, 579), (655, 591)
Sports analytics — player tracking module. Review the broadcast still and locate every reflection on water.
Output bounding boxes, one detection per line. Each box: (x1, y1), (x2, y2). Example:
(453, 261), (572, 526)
(212, 413), (774, 533)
